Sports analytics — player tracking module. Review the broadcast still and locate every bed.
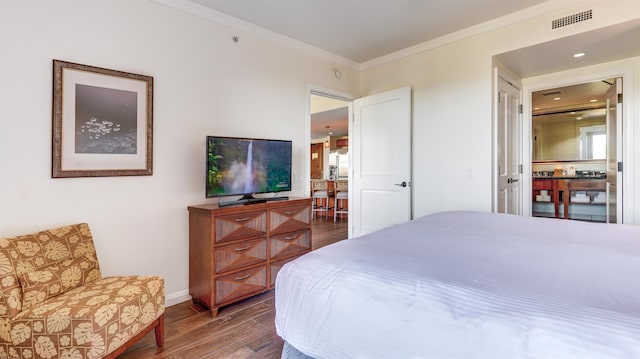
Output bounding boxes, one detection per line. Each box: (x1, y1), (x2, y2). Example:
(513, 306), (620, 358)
(275, 211), (640, 359)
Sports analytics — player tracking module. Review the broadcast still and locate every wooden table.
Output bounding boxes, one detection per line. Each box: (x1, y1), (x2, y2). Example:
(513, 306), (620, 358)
(533, 178), (605, 219)
(555, 178), (605, 219)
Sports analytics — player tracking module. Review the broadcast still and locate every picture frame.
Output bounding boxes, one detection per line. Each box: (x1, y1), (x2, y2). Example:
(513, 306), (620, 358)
(52, 59), (153, 178)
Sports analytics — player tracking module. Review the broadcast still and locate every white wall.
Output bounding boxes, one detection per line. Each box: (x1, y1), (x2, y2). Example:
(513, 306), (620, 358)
(360, 43), (494, 216)
(359, 0), (640, 220)
(0, 0), (358, 305)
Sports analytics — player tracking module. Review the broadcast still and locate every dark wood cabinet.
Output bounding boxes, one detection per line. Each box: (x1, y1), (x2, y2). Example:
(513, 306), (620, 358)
(188, 198), (312, 317)
(310, 143), (324, 179)
(532, 178), (605, 220)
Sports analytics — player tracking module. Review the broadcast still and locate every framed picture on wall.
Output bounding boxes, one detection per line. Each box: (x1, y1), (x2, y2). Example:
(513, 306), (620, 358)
(52, 59), (153, 178)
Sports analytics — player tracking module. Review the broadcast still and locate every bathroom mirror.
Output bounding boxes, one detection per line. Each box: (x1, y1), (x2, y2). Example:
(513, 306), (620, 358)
(532, 108), (606, 161)
(531, 79), (614, 162)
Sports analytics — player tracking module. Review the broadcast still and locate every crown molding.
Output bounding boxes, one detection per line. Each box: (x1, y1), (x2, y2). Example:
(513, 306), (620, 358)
(152, 0), (575, 72)
(360, 0), (569, 70)
(150, 0), (360, 70)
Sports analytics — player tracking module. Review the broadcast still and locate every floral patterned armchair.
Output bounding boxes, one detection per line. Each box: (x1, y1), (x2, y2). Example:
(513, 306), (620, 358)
(0, 223), (165, 359)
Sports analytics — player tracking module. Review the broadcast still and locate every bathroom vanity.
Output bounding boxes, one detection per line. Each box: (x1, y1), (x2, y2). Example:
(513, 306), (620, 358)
(532, 173), (606, 222)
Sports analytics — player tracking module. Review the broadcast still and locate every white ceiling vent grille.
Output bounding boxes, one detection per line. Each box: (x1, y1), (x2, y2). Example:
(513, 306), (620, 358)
(551, 10), (593, 29)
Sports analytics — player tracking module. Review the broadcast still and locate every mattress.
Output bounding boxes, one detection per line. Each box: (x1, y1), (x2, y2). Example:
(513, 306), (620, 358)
(275, 211), (640, 359)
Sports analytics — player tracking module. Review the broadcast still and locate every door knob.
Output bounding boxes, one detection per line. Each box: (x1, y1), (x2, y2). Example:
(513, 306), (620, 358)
(395, 181), (408, 188)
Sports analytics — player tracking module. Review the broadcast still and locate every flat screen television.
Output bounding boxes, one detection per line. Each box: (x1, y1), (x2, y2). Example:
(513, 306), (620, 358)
(206, 136), (292, 204)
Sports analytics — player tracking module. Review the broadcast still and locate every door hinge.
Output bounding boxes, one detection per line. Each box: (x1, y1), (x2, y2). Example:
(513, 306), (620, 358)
(518, 104), (523, 114)
(497, 91), (501, 104)
(618, 162), (623, 172)
(519, 164), (523, 174)
(617, 93), (623, 104)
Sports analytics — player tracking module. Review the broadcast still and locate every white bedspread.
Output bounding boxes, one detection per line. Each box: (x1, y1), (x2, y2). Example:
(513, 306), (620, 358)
(275, 211), (640, 359)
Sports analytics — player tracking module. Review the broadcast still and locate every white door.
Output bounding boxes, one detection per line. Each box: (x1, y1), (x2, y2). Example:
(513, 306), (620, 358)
(350, 87), (412, 238)
(606, 78), (623, 223)
(496, 76), (522, 215)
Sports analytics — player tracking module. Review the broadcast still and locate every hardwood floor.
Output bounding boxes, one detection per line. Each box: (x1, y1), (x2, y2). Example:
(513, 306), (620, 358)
(120, 217), (347, 359)
(311, 215), (349, 249)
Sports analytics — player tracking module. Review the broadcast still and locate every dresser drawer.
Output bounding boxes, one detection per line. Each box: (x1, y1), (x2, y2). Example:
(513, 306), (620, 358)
(532, 179), (553, 190)
(569, 180), (605, 191)
(214, 210), (267, 243)
(214, 265), (267, 305)
(214, 237), (267, 274)
(270, 229), (311, 260)
(269, 204), (311, 235)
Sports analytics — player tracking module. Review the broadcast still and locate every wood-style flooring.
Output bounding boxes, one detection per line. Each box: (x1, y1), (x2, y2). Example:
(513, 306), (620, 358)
(120, 216), (347, 359)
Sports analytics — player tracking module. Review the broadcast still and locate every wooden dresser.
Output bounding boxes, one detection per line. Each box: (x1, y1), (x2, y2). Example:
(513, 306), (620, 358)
(188, 198), (312, 317)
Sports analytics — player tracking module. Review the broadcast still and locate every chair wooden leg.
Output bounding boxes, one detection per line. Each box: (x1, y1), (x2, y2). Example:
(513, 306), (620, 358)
(103, 313), (165, 358)
(155, 313), (165, 347)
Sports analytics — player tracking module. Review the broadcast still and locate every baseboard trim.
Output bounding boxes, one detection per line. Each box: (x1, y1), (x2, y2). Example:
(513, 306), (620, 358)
(165, 290), (191, 307)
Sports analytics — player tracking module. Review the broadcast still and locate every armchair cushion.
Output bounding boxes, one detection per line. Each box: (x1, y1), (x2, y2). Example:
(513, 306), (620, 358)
(6, 276), (164, 359)
(0, 224), (100, 318)
(19, 257), (100, 310)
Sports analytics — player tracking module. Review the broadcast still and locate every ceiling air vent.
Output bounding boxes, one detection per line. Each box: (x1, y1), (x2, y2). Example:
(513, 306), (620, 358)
(551, 10), (592, 29)
(542, 90), (563, 97)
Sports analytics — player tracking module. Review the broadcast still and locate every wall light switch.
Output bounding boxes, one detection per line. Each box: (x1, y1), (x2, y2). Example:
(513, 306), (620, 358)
(465, 168), (473, 179)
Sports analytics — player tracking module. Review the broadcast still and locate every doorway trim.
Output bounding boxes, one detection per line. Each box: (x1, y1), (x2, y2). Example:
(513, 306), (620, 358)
(305, 85), (354, 197)
(521, 60), (635, 223)
(492, 65), (524, 214)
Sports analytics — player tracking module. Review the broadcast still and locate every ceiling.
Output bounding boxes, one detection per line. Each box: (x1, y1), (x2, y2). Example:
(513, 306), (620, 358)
(532, 79), (614, 124)
(181, 1), (640, 141)
(532, 79), (613, 116)
(495, 19), (640, 78)
(188, 0), (548, 63)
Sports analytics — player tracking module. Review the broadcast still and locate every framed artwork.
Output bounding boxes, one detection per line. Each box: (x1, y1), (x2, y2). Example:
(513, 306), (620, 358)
(52, 59), (153, 177)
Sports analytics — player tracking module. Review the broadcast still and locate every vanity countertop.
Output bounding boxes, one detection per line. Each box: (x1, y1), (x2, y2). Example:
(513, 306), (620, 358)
(532, 170), (605, 179)
(533, 176), (606, 180)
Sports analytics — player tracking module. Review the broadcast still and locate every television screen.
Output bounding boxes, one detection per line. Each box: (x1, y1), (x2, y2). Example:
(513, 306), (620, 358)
(206, 136), (292, 198)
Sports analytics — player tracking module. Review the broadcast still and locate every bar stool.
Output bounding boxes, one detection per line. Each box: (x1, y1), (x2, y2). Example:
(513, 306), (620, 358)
(311, 180), (330, 219)
(334, 180), (348, 222)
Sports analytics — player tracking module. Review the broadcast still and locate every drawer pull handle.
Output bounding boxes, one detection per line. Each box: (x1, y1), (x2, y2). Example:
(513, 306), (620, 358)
(234, 217), (251, 222)
(235, 246), (251, 251)
(284, 235), (297, 241)
(234, 274), (250, 281)
(284, 210), (297, 215)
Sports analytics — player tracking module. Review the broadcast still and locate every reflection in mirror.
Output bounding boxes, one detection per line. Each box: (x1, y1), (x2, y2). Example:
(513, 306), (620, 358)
(531, 79), (613, 161)
(532, 108), (606, 160)
(580, 124), (606, 159)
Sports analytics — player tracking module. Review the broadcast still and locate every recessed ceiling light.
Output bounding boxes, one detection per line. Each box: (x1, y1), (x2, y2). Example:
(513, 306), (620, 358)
(573, 52), (586, 58)
(570, 111), (576, 114)
(553, 97), (561, 101)
(590, 99), (598, 103)
(534, 107), (540, 110)
(576, 116), (583, 120)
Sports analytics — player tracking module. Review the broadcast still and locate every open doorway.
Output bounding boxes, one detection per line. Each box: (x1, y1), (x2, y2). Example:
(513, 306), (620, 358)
(310, 94), (349, 181)
(308, 87), (413, 238)
(309, 92), (350, 245)
(531, 78), (622, 223)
